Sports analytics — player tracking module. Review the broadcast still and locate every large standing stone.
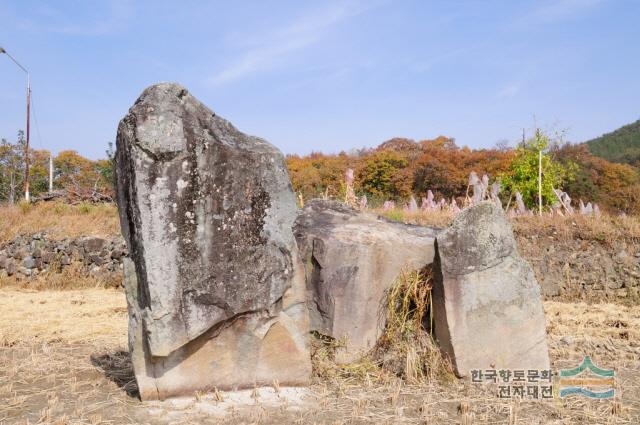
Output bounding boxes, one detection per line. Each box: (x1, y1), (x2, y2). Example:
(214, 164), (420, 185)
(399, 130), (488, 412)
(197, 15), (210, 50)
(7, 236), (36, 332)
(433, 201), (550, 377)
(116, 83), (310, 400)
(294, 200), (437, 361)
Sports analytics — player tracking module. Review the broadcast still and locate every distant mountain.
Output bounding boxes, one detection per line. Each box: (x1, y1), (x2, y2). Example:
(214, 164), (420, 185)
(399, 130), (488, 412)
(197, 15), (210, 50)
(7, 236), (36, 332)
(585, 119), (640, 166)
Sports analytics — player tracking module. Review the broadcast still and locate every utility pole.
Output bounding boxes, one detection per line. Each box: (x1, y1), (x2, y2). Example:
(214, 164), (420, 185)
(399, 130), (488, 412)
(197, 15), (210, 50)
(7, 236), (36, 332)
(25, 75), (31, 201)
(49, 155), (53, 192)
(0, 47), (31, 202)
(538, 148), (542, 216)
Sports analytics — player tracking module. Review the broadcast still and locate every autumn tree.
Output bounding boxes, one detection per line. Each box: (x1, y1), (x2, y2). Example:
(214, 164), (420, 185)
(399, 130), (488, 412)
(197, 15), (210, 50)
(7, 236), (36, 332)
(98, 141), (116, 191)
(552, 143), (599, 202)
(413, 158), (461, 199)
(356, 150), (409, 200)
(287, 152), (355, 199)
(0, 133), (24, 204)
(599, 161), (640, 214)
(29, 149), (52, 195)
(553, 142), (640, 213)
(413, 138), (513, 200)
(53, 150), (113, 198)
(54, 150), (94, 189)
(283, 132), (637, 215)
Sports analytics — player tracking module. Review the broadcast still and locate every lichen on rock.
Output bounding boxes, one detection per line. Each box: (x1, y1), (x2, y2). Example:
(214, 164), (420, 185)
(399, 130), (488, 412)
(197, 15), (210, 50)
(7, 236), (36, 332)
(116, 83), (310, 399)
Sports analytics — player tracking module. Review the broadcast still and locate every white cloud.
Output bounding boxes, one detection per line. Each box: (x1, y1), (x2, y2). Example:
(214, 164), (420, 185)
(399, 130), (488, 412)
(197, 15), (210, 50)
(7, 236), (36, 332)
(496, 81), (522, 99)
(207, 1), (379, 86)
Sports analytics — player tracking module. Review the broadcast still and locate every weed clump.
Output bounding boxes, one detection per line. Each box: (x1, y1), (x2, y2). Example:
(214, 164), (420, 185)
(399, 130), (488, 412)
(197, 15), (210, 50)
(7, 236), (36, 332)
(311, 333), (381, 383)
(311, 266), (454, 386)
(372, 267), (454, 384)
(18, 200), (32, 215)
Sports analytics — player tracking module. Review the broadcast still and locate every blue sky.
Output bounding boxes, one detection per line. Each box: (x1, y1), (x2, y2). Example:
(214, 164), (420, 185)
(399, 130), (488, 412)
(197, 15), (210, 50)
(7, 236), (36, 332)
(0, 0), (638, 159)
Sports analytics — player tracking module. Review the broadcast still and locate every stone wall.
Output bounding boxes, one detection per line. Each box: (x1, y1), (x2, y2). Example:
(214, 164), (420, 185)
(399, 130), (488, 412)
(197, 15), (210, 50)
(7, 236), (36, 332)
(1, 229), (638, 303)
(0, 234), (126, 280)
(515, 233), (640, 302)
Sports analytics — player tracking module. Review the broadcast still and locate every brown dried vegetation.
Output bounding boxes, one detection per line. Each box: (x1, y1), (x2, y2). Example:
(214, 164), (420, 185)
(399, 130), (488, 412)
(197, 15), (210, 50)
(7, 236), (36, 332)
(0, 287), (638, 424)
(0, 202), (119, 243)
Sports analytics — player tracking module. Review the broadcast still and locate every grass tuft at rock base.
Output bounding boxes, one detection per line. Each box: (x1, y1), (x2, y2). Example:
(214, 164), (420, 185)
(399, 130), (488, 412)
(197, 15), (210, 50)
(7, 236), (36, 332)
(311, 267), (455, 386)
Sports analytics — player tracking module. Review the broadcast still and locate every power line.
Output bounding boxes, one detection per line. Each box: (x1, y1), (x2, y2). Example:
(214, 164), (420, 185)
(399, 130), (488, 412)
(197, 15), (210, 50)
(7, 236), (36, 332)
(29, 91), (45, 150)
(27, 88), (55, 192)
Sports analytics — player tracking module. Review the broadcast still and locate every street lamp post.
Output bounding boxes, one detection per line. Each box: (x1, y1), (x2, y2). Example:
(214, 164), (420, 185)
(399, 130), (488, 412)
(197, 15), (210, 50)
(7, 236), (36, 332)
(0, 47), (31, 202)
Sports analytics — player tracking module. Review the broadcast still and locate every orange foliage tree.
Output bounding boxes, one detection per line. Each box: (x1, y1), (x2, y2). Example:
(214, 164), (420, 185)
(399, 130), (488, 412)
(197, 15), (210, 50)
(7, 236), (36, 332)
(53, 150), (113, 199)
(286, 136), (639, 214)
(554, 143), (640, 214)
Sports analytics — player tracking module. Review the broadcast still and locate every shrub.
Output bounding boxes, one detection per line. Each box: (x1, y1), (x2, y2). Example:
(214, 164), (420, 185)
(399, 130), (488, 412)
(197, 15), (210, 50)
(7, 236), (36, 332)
(18, 200), (32, 214)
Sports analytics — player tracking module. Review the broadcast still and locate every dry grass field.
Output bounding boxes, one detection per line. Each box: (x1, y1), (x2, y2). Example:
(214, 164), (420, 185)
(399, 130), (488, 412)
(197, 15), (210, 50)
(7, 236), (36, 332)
(2, 201), (638, 245)
(377, 207), (640, 243)
(0, 202), (119, 243)
(0, 286), (637, 424)
(1, 202), (639, 424)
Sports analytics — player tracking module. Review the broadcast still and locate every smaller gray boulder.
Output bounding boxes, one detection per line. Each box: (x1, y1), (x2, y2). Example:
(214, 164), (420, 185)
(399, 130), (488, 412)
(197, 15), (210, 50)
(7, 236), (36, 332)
(433, 202), (550, 377)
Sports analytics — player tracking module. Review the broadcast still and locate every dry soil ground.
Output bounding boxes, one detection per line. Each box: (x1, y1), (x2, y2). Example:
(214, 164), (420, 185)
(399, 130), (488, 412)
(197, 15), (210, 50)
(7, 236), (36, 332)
(0, 288), (638, 424)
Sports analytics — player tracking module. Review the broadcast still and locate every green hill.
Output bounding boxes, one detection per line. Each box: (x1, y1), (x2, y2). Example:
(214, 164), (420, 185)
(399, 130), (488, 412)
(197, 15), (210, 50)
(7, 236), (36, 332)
(585, 119), (640, 166)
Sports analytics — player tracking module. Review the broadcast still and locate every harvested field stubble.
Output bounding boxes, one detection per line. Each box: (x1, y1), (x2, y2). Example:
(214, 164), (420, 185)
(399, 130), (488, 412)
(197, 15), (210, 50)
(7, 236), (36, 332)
(0, 288), (127, 347)
(1, 202), (639, 423)
(0, 285), (638, 424)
